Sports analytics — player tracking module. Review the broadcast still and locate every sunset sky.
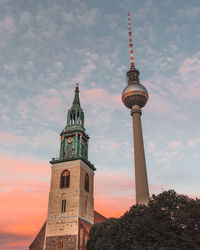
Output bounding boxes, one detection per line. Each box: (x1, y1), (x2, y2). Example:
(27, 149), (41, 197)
(0, 0), (200, 249)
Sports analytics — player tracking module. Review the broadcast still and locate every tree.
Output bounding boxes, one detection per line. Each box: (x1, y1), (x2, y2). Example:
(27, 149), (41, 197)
(86, 190), (200, 250)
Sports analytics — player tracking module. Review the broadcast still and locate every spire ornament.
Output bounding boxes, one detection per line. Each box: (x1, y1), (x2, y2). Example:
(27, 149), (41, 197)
(73, 83), (80, 105)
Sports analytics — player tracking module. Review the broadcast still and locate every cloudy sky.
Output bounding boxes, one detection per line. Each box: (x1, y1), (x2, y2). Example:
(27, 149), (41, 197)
(0, 0), (200, 249)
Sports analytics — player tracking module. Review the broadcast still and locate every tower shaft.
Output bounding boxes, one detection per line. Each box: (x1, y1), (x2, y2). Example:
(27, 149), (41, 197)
(131, 105), (149, 205)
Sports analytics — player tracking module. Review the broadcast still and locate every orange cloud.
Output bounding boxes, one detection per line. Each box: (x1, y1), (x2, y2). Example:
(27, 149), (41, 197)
(94, 171), (170, 218)
(0, 153), (50, 242)
(0, 179), (49, 237)
(94, 171), (135, 218)
(0, 153), (50, 178)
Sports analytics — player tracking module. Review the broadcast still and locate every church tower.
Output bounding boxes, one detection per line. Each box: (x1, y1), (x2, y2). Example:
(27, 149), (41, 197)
(43, 85), (96, 250)
(122, 14), (150, 205)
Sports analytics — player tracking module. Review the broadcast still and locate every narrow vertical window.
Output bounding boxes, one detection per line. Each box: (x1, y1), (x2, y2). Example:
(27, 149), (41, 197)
(84, 173), (89, 192)
(60, 170), (70, 188)
(80, 227), (84, 248)
(84, 200), (87, 215)
(85, 235), (88, 247)
(61, 199), (66, 213)
(58, 238), (64, 250)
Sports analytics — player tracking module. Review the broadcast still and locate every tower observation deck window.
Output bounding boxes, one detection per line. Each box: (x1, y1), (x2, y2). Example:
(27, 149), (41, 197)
(85, 173), (89, 192)
(60, 170), (70, 188)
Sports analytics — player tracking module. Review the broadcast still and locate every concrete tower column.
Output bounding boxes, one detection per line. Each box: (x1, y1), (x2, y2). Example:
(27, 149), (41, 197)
(131, 105), (149, 205)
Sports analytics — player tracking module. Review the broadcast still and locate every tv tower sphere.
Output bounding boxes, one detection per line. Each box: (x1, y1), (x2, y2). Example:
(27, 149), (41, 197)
(122, 68), (149, 109)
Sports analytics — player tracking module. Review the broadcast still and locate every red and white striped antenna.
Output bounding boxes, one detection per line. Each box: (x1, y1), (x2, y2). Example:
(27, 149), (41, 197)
(128, 13), (135, 68)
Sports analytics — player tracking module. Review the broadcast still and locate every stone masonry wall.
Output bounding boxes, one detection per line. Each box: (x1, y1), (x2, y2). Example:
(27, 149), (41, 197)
(45, 235), (77, 250)
(29, 222), (46, 250)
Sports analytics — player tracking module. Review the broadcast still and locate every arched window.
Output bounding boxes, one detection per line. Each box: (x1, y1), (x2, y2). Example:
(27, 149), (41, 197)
(60, 170), (70, 188)
(84, 173), (89, 192)
(77, 111), (80, 124)
(81, 112), (84, 126)
(70, 110), (75, 125)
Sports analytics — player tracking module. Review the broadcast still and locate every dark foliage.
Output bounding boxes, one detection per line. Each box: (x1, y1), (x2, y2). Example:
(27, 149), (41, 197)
(86, 190), (200, 250)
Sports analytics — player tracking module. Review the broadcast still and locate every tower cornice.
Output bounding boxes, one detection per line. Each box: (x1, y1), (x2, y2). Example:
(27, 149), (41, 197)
(50, 156), (96, 171)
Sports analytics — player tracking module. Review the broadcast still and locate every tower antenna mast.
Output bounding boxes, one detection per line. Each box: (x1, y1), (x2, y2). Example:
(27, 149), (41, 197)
(128, 13), (135, 69)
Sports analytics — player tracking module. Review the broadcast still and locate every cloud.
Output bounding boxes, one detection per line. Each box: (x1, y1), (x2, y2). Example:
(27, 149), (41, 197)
(0, 179), (48, 237)
(0, 153), (49, 246)
(179, 54), (200, 78)
(0, 129), (58, 151)
(16, 88), (66, 124)
(73, 59), (97, 84)
(188, 138), (200, 147)
(94, 171), (135, 217)
(168, 52), (200, 100)
(169, 141), (182, 148)
(0, 16), (14, 33)
(147, 142), (156, 153)
(62, 2), (99, 28)
(82, 88), (121, 109)
(0, 153), (50, 183)
(0, 133), (22, 144)
(0, 232), (31, 250)
(94, 170), (166, 218)
(178, 5), (200, 17)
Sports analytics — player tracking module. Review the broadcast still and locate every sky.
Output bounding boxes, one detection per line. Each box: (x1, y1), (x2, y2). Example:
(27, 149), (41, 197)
(0, 0), (200, 249)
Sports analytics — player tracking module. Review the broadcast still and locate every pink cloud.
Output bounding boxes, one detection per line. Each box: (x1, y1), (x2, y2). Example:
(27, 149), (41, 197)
(94, 170), (170, 218)
(17, 88), (65, 123)
(179, 56), (200, 76)
(169, 141), (182, 148)
(0, 153), (50, 179)
(82, 88), (121, 108)
(0, 133), (22, 144)
(187, 138), (200, 147)
(168, 53), (200, 99)
(0, 16), (14, 32)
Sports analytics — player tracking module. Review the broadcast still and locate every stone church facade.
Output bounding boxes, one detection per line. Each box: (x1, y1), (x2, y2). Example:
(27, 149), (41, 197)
(29, 86), (106, 250)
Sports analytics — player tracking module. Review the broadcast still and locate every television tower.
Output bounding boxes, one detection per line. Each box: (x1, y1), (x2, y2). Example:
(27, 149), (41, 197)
(122, 13), (149, 205)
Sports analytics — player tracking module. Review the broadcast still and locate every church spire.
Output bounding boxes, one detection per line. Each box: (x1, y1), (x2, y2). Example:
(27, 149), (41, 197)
(73, 83), (80, 105)
(50, 84), (95, 171)
(66, 84), (84, 128)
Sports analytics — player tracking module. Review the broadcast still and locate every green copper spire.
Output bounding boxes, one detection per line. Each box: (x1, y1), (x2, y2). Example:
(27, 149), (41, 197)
(50, 84), (95, 171)
(73, 84), (80, 105)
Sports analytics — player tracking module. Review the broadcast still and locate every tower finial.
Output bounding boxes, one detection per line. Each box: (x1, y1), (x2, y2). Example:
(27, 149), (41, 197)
(73, 83), (80, 105)
(128, 13), (135, 69)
